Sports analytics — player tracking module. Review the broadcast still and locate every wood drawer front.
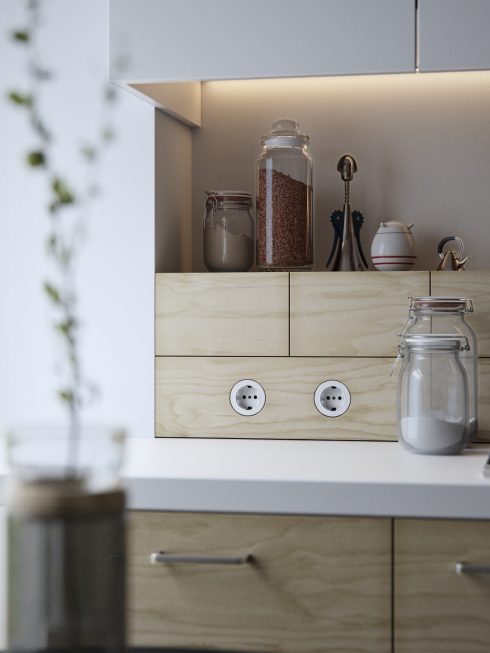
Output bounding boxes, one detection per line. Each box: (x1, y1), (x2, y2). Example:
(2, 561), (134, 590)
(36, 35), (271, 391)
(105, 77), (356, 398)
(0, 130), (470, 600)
(290, 272), (430, 356)
(155, 356), (397, 440)
(431, 271), (490, 357)
(394, 519), (490, 653)
(155, 273), (289, 356)
(128, 511), (391, 653)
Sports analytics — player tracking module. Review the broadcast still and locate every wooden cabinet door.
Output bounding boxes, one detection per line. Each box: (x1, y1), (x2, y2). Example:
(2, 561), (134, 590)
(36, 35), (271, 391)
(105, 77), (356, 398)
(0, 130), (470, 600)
(395, 518), (490, 653)
(128, 511), (391, 653)
(156, 273), (289, 356)
(419, 0), (490, 72)
(290, 272), (429, 357)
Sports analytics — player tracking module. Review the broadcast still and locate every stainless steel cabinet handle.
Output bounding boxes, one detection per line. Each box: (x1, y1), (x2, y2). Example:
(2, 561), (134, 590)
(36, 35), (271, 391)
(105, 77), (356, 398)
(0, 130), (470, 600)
(456, 561), (490, 575)
(150, 551), (253, 566)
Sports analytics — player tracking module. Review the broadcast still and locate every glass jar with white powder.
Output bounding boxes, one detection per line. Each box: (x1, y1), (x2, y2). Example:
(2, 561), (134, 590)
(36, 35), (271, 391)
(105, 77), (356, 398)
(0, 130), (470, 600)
(397, 333), (470, 455)
(203, 191), (254, 272)
(402, 296), (478, 440)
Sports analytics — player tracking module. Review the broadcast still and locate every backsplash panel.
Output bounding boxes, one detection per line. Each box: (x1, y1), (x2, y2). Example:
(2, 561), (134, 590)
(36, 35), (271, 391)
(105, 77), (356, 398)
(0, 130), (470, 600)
(155, 271), (490, 441)
(156, 356), (397, 440)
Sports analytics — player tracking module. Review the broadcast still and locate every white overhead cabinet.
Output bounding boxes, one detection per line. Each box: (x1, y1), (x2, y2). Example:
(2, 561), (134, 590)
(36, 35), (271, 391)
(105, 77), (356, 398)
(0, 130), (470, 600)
(419, 0), (490, 72)
(109, 0), (416, 84)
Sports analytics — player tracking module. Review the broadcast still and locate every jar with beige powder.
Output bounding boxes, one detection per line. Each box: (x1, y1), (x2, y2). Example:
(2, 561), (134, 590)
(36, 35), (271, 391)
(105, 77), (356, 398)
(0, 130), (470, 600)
(203, 190), (254, 272)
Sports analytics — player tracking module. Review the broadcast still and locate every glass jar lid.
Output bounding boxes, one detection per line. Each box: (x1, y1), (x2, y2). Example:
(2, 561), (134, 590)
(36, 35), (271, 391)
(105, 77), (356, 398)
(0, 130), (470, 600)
(409, 296), (474, 314)
(401, 333), (470, 351)
(260, 119), (309, 148)
(205, 190), (252, 209)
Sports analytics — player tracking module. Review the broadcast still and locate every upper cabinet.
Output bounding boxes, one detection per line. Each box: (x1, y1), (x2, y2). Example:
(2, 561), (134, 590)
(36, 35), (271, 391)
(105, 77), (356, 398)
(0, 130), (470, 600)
(109, 0), (416, 83)
(419, 0), (490, 72)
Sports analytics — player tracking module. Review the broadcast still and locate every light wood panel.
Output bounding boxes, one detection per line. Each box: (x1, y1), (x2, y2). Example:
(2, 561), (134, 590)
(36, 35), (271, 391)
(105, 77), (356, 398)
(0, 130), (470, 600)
(155, 356), (397, 439)
(477, 358), (490, 442)
(290, 271), (429, 356)
(155, 273), (289, 356)
(128, 511), (391, 653)
(395, 518), (490, 653)
(431, 271), (490, 357)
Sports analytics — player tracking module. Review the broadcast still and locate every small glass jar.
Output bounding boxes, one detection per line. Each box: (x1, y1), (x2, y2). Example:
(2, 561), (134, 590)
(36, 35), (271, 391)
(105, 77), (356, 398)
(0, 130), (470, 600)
(402, 296), (478, 441)
(203, 190), (254, 272)
(397, 334), (470, 455)
(256, 119), (313, 271)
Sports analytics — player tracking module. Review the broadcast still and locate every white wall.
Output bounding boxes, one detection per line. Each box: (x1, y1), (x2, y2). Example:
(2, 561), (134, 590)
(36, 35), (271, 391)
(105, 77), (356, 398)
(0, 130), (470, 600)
(0, 0), (154, 437)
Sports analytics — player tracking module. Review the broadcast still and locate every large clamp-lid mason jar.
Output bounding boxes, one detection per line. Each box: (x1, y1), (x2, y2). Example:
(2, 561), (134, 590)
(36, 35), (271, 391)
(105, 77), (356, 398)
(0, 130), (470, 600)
(256, 119), (313, 271)
(401, 296), (478, 441)
(397, 334), (470, 455)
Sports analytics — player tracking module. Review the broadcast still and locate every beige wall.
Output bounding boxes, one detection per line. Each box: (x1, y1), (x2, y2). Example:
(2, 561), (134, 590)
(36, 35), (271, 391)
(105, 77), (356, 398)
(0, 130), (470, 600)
(191, 71), (490, 271)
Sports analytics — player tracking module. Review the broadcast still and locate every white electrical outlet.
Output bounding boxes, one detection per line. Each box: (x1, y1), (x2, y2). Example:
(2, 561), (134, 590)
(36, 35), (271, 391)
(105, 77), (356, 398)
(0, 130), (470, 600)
(314, 380), (351, 418)
(230, 379), (266, 416)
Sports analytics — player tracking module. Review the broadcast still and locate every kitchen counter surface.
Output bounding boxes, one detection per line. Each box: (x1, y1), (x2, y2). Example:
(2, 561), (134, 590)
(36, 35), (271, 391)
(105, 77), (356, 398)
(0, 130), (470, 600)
(1, 438), (490, 519)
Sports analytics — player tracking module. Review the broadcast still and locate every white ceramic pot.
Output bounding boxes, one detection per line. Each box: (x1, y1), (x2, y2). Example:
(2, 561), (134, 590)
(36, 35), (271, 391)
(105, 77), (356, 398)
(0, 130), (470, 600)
(371, 221), (416, 271)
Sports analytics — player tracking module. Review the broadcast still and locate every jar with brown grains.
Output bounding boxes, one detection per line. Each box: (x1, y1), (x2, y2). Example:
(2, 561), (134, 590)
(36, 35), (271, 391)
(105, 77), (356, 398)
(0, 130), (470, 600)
(256, 119), (313, 270)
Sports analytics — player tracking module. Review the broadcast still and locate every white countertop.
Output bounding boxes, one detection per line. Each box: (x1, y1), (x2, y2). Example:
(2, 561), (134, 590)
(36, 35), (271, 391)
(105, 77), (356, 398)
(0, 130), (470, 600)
(1, 438), (490, 519)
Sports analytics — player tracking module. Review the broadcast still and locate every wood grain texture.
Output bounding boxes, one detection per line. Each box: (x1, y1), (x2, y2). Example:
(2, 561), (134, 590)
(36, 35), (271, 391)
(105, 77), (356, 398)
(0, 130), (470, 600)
(290, 271), (430, 356)
(128, 511), (391, 653)
(155, 273), (289, 356)
(477, 358), (490, 442)
(155, 356), (397, 440)
(430, 271), (490, 357)
(395, 518), (490, 653)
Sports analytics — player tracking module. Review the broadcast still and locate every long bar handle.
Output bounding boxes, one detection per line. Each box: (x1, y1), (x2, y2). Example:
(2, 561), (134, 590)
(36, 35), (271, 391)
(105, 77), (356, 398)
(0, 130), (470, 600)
(150, 551), (253, 566)
(456, 561), (490, 575)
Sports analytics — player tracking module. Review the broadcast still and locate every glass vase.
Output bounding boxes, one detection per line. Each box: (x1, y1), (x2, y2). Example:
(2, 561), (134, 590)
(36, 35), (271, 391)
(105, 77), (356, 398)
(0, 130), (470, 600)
(6, 426), (126, 653)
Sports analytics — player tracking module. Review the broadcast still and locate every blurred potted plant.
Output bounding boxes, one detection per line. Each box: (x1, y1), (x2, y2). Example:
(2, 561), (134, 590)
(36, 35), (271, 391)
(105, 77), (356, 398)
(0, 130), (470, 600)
(5, 2), (126, 651)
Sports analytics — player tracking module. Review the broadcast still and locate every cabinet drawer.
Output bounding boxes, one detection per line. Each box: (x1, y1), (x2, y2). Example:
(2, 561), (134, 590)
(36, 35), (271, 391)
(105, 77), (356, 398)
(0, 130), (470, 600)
(128, 511), (391, 653)
(290, 272), (429, 356)
(431, 271), (490, 357)
(395, 519), (490, 653)
(155, 356), (397, 440)
(155, 273), (289, 356)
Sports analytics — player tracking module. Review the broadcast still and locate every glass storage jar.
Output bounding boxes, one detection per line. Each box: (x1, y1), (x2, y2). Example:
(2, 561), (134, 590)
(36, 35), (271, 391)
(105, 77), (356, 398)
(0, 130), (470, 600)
(203, 190), (254, 272)
(256, 119), (313, 271)
(397, 334), (470, 455)
(402, 296), (478, 441)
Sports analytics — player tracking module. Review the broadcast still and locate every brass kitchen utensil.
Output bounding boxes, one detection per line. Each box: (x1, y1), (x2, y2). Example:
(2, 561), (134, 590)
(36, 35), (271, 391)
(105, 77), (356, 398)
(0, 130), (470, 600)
(436, 236), (469, 271)
(326, 154), (368, 271)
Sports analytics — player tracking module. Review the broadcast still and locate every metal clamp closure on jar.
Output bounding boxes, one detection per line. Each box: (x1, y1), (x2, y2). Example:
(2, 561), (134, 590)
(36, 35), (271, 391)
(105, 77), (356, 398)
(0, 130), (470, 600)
(407, 296), (474, 315)
(392, 333), (470, 375)
(205, 190), (252, 212)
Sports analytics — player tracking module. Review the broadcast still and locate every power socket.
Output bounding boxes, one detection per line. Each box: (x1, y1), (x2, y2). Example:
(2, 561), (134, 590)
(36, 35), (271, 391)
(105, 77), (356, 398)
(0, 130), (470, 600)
(314, 380), (351, 418)
(230, 379), (266, 416)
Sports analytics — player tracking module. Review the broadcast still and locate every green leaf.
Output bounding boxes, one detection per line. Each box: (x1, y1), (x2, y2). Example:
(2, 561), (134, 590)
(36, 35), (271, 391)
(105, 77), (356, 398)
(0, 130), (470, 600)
(26, 150), (45, 167)
(11, 30), (30, 43)
(56, 318), (77, 337)
(51, 177), (75, 204)
(43, 281), (61, 304)
(7, 91), (32, 106)
(58, 389), (75, 404)
(101, 127), (115, 142)
(80, 145), (97, 162)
